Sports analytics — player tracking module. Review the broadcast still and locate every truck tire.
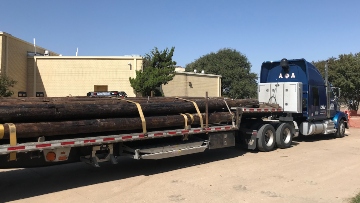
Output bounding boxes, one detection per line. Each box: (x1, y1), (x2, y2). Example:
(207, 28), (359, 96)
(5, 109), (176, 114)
(335, 119), (345, 138)
(257, 124), (276, 152)
(275, 123), (293, 149)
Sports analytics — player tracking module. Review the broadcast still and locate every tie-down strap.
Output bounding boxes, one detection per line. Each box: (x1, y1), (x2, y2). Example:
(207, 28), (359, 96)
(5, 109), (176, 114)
(121, 99), (147, 134)
(176, 97), (203, 129)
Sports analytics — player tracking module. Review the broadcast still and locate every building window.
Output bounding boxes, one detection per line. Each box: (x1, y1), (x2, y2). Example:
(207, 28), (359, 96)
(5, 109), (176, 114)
(18, 91), (27, 97)
(94, 85), (108, 92)
(36, 92), (44, 97)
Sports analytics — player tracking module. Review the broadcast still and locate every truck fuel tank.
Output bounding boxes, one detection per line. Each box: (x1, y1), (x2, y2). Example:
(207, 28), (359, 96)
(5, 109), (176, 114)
(299, 120), (336, 136)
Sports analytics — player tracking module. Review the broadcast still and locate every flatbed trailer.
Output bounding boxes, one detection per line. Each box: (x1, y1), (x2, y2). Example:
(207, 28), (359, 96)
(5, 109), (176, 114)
(0, 106), (290, 168)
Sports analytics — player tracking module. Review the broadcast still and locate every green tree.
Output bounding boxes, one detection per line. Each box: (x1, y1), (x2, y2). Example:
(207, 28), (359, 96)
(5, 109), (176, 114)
(185, 48), (257, 99)
(129, 47), (177, 96)
(312, 52), (360, 111)
(0, 75), (17, 97)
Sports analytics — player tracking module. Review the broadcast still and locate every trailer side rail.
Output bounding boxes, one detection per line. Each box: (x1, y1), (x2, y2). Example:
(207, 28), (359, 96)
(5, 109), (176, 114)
(241, 107), (283, 113)
(0, 125), (236, 155)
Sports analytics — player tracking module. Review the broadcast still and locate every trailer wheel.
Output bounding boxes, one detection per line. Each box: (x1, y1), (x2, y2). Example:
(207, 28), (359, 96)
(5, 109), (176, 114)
(275, 123), (294, 149)
(257, 124), (276, 152)
(335, 119), (345, 138)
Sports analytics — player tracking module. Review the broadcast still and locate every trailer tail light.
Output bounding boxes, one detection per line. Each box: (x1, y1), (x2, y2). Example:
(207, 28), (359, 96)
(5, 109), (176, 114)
(58, 156), (68, 161)
(46, 151), (56, 162)
(58, 151), (68, 161)
(43, 148), (71, 162)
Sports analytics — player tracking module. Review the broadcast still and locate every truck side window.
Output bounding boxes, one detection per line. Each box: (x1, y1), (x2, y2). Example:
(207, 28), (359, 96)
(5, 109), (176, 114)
(312, 87), (319, 106)
(330, 90), (335, 100)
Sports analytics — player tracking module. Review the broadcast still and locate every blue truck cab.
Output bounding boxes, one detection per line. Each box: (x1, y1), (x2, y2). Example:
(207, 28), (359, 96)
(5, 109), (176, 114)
(258, 58), (348, 137)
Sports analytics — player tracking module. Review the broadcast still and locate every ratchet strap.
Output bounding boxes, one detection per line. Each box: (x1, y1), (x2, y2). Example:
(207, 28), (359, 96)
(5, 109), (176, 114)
(176, 97), (203, 128)
(6, 123), (17, 161)
(223, 100), (235, 126)
(122, 100), (147, 134)
(180, 113), (196, 130)
(0, 124), (4, 140)
(180, 114), (189, 129)
(223, 99), (233, 114)
(185, 113), (194, 124)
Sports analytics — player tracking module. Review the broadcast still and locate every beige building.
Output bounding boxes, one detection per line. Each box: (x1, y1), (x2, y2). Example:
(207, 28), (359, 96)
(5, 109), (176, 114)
(29, 56), (142, 97)
(163, 71), (221, 97)
(1, 32), (143, 97)
(0, 31), (221, 97)
(0, 32), (58, 95)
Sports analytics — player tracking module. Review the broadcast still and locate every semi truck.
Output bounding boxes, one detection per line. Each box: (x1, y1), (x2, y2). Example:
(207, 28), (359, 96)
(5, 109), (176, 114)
(0, 58), (349, 168)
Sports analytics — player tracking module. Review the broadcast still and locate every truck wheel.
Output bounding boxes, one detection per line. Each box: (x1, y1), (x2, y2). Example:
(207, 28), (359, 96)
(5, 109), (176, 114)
(335, 119), (345, 138)
(257, 124), (276, 152)
(276, 123), (294, 149)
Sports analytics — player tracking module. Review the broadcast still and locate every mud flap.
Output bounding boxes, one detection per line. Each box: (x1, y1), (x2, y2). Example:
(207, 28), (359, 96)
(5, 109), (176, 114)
(247, 130), (257, 150)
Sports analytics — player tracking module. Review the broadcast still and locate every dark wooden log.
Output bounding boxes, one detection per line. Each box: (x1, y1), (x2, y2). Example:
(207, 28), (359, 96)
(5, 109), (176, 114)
(0, 99), (258, 123)
(1, 112), (233, 139)
(0, 99), (208, 107)
(0, 96), (212, 103)
(0, 99), (188, 105)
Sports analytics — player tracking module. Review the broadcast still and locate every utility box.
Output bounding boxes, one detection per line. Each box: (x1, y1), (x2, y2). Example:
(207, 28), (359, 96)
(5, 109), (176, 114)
(208, 132), (235, 149)
(258, 82), (302, 113)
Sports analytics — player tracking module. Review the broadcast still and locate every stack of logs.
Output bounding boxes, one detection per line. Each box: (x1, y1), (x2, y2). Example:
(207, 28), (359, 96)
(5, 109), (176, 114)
(0, 97), (259, 140)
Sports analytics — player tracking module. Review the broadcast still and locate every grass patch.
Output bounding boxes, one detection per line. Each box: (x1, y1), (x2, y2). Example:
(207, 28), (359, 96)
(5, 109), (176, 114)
(350, 192), (360, 203)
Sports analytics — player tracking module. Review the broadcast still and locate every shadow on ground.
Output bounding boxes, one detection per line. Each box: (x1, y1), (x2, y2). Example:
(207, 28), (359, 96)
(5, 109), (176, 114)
(294, 134), (347, 142)
(0, 147), (247, 202)
(0, 133), (347, 201)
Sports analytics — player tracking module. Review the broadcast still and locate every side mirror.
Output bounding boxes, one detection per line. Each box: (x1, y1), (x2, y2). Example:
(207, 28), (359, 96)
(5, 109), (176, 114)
(331, 87), (341, 99)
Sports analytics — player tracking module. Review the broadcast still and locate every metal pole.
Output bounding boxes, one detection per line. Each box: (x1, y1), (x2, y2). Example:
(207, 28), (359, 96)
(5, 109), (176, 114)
(205, 91), (208, 128)
(325, 61), (330, 118)
(34, 38), (36, 55)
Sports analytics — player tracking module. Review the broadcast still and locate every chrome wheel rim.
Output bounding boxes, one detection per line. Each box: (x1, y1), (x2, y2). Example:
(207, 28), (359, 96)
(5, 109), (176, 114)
(283, 128), (291, 143)
(340, 123), (345, 136)
(265, 130), (274, 147)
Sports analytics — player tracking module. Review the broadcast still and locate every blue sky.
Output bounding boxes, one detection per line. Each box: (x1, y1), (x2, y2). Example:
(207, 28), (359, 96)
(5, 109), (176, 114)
(2, 0), (359, 75)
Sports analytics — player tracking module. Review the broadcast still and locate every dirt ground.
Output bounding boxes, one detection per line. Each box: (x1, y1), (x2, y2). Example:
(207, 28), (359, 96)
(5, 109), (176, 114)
(1, 128), (360, 203)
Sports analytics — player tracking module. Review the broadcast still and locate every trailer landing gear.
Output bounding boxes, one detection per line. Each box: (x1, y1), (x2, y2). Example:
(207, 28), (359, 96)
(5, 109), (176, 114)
(80, 144), (117, 167)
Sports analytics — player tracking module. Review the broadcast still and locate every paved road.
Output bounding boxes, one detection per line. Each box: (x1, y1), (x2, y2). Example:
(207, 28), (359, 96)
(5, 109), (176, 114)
(1, 128), (360, 203)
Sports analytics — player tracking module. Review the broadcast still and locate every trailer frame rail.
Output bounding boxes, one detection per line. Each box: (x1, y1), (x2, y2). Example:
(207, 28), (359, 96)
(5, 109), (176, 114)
(0, 125), (235, 155)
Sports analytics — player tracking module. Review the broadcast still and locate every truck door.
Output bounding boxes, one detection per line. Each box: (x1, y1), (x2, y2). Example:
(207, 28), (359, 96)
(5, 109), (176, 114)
(310, 86), (320, 118)
(309, 86), (327, 120)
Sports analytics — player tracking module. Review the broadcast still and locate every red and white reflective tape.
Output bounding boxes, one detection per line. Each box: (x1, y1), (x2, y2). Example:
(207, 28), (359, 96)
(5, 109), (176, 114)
(0, 125), (235, 155)
(242, 108), (283, 113)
